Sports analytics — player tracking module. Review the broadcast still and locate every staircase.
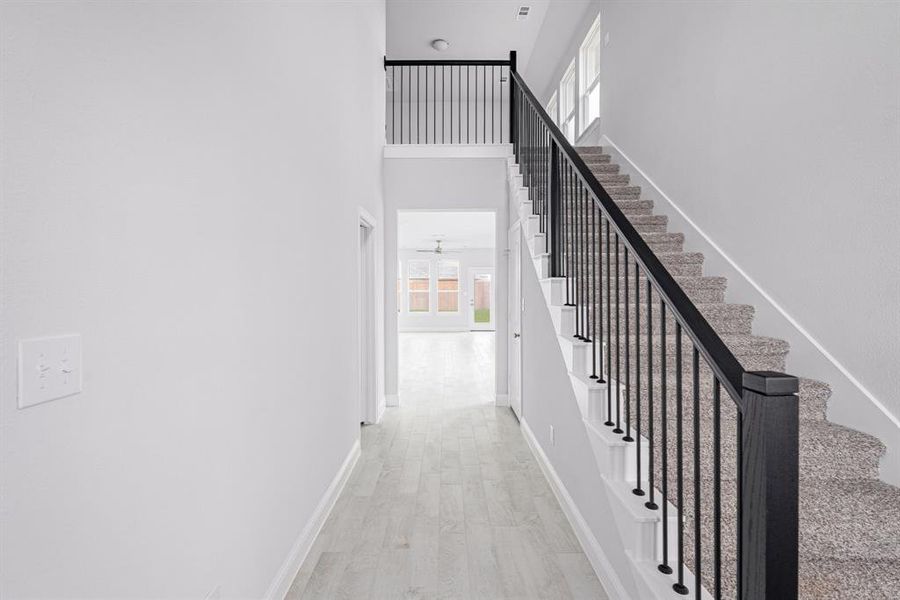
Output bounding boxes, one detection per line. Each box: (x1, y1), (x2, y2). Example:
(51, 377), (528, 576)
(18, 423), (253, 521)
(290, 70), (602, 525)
(383, 50), (899, 600)
(509, 142), (900, 599)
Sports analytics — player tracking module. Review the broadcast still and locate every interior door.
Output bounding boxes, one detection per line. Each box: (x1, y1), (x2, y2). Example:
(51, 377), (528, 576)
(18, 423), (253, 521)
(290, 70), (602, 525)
(468, 267), (495, 331)
(508, 223), (522, 420)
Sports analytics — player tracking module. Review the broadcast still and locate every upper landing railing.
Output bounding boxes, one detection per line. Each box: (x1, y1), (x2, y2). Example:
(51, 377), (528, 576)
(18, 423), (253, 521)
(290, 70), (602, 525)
(384, 56), (514, 144)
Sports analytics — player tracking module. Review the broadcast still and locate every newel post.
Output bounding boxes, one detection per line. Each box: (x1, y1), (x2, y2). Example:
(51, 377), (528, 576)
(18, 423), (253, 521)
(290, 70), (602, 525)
(740, 371), (800, 600)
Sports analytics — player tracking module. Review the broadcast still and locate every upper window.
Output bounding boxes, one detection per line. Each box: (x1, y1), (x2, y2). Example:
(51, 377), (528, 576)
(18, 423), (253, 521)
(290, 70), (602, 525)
(437, 260), (460, 313)
(579, 13), (602, 131)
(547, 91), (559, 125)
(559, 59), (577, 142)
(407, 260), (430, 312)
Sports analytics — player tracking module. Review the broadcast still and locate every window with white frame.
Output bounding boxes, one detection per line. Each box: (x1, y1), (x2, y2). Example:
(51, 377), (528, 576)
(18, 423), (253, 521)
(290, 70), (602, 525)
(559, 59), (577, 142)
(407, 260), (430, 312)
(437, 260), (460, 312)
(547, 91), (558, 125)
(397, 259), (402, 313)
(580, 13), (602, 131)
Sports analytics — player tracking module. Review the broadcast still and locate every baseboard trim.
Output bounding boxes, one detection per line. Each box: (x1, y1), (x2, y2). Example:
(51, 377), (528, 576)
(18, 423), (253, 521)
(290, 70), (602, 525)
(375, 396), (386, 423)
(265, 438), (361, 600)
(398, 326), (470, 333)
(384, 143), (513, 159)
(495, 394), (509, 407)
(520, 420), (632, 600)
(385, 394), (399, 407)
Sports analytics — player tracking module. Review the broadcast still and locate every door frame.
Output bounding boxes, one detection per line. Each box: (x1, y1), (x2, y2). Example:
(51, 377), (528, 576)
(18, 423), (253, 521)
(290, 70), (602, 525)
(468, 266), (496, 331)
(508, 221), (522, 420)
(358, 207), (378, 424)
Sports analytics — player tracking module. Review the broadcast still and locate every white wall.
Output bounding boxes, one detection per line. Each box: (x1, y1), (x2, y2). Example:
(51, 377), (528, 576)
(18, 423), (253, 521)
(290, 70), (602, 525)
(398, 248), (496, 332)
(530, 0), (900, 481)
(518, 231), (637, 598)
(384, 156), (509, 403)
(0, 2), (385, 597)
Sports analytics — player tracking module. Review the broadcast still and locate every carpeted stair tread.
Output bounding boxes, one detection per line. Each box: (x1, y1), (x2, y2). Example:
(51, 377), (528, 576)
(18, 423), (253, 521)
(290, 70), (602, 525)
(799, 557), (900, 600)
(625, 214), (669, 233)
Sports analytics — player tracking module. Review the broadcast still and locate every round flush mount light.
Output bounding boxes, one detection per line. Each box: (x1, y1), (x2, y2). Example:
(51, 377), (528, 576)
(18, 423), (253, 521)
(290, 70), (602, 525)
(431, 39), (450, 52)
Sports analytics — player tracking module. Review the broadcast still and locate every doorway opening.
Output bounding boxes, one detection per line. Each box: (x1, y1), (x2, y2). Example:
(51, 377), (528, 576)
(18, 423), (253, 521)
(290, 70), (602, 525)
(397, 210), (497, 406)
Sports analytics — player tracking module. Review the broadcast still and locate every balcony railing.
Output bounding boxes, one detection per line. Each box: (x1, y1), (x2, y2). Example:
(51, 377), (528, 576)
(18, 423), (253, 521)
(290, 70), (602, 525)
(384, 57), (513, 144)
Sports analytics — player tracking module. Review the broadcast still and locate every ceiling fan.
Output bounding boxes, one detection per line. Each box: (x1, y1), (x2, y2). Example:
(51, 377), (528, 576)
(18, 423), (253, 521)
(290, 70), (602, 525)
(416, 239), (461, 254)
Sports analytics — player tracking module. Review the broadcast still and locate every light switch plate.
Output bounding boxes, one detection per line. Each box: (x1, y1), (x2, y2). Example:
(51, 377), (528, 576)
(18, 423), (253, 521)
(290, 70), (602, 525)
(18, 335), (82, 409)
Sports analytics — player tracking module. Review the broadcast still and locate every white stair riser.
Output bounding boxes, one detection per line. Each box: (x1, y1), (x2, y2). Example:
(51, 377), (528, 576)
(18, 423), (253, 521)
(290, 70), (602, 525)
(539, 277), (565, 306)
(533, 254), (550, 279)
(527, 233), (546, 255)
(549, 305), (575, 337)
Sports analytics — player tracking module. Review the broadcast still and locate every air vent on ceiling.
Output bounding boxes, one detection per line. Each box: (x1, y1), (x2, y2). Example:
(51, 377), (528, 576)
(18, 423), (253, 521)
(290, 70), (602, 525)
(516, 6), (530, 20)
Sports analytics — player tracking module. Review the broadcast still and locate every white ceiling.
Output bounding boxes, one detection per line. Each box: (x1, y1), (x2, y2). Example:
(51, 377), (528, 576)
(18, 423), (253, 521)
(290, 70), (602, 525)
(398, 211), (495, 250)
(386, 0), (551, 73)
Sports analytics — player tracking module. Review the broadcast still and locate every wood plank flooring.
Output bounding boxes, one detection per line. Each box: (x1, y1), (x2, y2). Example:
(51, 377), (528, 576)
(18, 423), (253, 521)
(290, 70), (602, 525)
(286, 332), (608, 600)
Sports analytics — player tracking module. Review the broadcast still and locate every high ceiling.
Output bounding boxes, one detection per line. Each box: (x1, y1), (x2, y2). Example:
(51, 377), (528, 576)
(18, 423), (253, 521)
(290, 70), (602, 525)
(386, 0), (551, 72)
(398, 211), (495, 250)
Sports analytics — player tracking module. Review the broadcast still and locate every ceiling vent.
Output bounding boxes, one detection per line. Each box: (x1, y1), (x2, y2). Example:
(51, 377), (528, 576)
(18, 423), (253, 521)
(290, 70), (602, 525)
(516, 6), (530, 20)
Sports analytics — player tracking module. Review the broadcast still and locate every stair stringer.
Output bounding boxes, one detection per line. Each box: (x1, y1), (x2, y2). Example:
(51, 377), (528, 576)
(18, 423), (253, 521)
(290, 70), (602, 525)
(507, 156), (714, 600)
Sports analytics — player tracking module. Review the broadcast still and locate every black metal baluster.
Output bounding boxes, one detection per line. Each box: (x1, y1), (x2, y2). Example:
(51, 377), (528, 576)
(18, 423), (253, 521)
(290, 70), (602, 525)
(400, 66), (405, 143)
(499, 66), (503, 143)
(425, 65), (428, 143)
(604, 218), (613, 427)
(573, 167), (581, 339)
(713, 378), (722, 600)
(466, 65), (470, 144)
(441, 65), (444, 143)
(693, 346), (702, 600)
(484, 65), (488, 144)
(475, 65), (479, 144)
(674, 323), (688, 595)
(613, 234), (623, 434)
(645, 279), (658, 509)
(562, 163), (570, 306)
(633, 259), (643, 493)
(591, 199), (599, 379)
(582, 187), (590, 343)
(432, 64), (436, 143)
(595, 202), (604, 381)
(416, 65), (422, 144)
(659, 301), (672, 575)
(491, 65), (495, 143)
(623, 248), (632, 442)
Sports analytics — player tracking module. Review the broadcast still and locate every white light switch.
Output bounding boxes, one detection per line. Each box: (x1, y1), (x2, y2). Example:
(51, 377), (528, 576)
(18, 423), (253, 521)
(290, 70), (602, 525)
(18, 335), (82, 409)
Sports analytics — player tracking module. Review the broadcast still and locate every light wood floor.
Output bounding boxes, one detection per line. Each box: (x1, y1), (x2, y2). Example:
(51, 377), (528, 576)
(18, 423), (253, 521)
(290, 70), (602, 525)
(286, 332), (609, 599)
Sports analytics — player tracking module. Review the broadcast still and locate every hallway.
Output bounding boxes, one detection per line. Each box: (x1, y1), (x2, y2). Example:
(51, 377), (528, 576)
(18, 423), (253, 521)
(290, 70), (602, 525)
(287, 333), (608, 599)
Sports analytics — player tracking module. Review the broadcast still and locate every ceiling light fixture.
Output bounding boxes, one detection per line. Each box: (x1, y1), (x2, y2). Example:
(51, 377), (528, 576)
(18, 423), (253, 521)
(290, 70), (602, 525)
(431, 39), (450, 52)
(516, 6), (530, 20)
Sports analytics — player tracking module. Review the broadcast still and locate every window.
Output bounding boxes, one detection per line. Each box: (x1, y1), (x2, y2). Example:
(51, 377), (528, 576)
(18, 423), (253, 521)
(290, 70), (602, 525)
(437, 260), (459, 312)
(580, 13), (602, 131)
(559, 59), (577, 142)
(547, 91), (558, 125)
(407, 260), (430, 312)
